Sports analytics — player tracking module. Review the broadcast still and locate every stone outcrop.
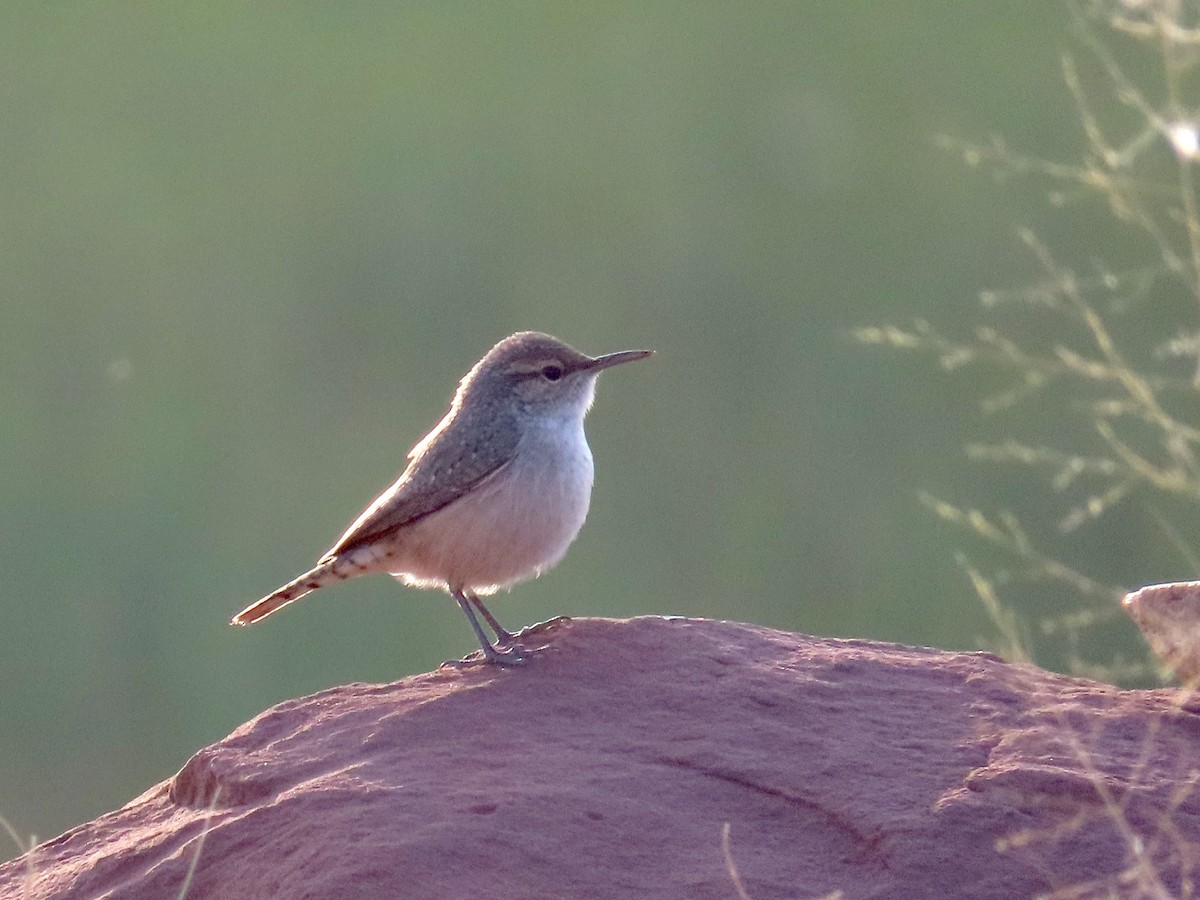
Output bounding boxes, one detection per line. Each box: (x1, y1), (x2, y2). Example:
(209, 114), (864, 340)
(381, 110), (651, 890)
(1125, 580), (1200, 685)
(3, 616), (1198, 899)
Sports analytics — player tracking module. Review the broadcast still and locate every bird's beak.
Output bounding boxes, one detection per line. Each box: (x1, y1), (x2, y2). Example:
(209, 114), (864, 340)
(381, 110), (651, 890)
(582, 348), (654, 372)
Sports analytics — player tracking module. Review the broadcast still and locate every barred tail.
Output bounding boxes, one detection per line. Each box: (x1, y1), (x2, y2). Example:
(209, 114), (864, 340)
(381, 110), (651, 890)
(231, 561), (343, 626)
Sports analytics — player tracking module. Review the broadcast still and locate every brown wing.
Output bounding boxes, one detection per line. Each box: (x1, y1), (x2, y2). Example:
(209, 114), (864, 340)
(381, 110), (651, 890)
(320, 406), (519, 561)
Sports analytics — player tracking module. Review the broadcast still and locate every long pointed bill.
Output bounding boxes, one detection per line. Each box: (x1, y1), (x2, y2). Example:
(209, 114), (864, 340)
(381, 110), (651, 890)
(582, 348), (654, 372)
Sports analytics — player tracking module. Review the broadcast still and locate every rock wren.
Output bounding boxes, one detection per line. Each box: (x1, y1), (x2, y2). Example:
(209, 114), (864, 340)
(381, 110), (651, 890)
(231, 331), (652, 665)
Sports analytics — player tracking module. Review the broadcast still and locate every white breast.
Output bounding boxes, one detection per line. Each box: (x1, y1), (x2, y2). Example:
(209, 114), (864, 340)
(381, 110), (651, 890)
(385, 417), (595, 595)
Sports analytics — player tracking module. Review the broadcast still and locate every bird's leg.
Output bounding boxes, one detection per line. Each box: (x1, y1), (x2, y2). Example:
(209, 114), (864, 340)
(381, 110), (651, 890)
(452, 588), (526, 665)
(466, 589), (518, 645)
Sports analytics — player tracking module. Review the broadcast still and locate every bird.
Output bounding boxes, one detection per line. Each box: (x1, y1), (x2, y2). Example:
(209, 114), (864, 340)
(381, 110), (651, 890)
(231, 331), (653, 664)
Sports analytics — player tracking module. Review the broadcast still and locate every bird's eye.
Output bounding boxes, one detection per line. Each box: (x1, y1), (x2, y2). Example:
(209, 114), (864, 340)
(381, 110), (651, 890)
(541, 364), (564, 381)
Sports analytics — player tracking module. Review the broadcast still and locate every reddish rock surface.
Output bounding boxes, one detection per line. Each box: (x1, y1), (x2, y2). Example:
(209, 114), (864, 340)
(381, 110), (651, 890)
(3, 616), (1200, 899)
(1125, 580), (1200, 684)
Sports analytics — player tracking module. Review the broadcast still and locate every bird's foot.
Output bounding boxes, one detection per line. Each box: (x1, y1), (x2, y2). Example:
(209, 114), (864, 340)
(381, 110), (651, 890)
(481, 641), (529, 665)
(442, 642), (530, 668)
(490, 626), (519, 646)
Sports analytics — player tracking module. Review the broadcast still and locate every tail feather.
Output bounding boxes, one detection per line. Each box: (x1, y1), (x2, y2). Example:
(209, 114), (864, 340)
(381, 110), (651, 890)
(231, 562), (341, 626)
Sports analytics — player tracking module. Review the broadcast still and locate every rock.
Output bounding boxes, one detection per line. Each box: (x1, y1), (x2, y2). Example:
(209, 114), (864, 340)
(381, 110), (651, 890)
(3, 616), (1199, 899)
(1124, 581), (1200, 684)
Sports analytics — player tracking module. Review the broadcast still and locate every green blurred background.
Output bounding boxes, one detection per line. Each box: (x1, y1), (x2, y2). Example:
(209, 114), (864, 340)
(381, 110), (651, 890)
(2, 1), (1186, 851)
